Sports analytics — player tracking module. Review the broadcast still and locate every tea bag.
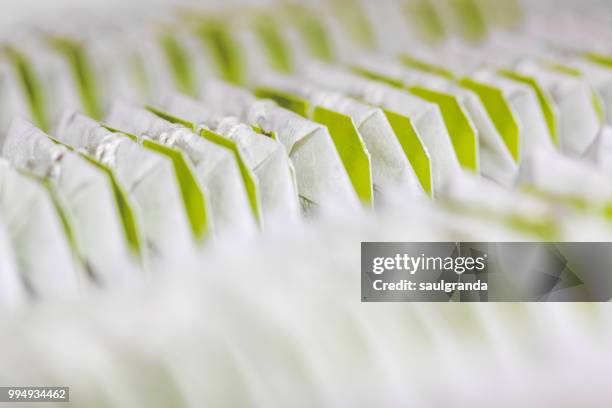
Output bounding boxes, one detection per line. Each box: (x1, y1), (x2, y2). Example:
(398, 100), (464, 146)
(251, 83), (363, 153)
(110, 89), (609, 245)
(105, 100), (258, 239)
(516, 61), (602, 157)
(57, 108), (210, 247)
(158, 94), (301, 226)
(0, 158), (79, 298)
(2, 118), (139, 285)
(199, 79), (360, 213)
(257, 73), (424, 203)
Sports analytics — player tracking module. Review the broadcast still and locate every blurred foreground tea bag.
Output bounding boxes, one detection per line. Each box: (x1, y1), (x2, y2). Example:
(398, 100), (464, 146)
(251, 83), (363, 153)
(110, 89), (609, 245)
(256, 73), (425, 204)
(519, 146), (612, 215)
(2, 118), (139, 285)
(105, 100), (258, 239)
(0, 158), (79, 298)
(200, 79), (360, 213)
(158, 94), (301, 226)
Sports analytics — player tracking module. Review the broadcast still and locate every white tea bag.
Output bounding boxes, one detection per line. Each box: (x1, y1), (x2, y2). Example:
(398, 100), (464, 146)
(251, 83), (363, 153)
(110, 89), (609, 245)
(159, 94), (301, 227)
(0, 158), (79, 298)
(560, 56), (612, 125)
(105, 100), (258, 240)
(2, 118), (138, 285)
(199, 79), (360, 213)
(516, 61), (602, 157)
(257, 73), (425, 202)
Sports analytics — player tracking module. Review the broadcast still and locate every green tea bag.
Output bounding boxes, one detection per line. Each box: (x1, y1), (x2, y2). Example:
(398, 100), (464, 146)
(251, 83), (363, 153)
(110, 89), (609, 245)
(56, 112), (210, 245)
(105, 100), (258, 239)
(0, 212), (24, 306)
(199, 79), (361, 213)
(158, 94), (301, 226)
(256, 73), (424, 203)
(0, 158), (79, 297)
(2, 118), (139, 284)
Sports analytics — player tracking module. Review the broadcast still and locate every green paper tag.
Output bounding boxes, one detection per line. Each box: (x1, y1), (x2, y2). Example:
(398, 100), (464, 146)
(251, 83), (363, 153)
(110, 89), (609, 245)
(383, 110), (432, 195)
(475, 0), (523, 29)
(403, 0), (446, 44)
(312, 106), (373, 204)
(3, 47), (49, 131)
(398, 54), (455, 79)
(159, 33), (197, 96)
(448, 0), (488, 43)
(48, 38), (102, 120)
(585, 52), (612, 69)
(328, 0), (376, 50)
(252, 13), (294, 73)
(251, 125), (277, 140)
(284, 4), (335, 62)
(193, 19), (245, 85)
(254, 87), (309, 117)
(499, 69), (559, 146)
(459, 78), (520, 162)
(349, 66), (404, 88)
(409, 86), (479, 172)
